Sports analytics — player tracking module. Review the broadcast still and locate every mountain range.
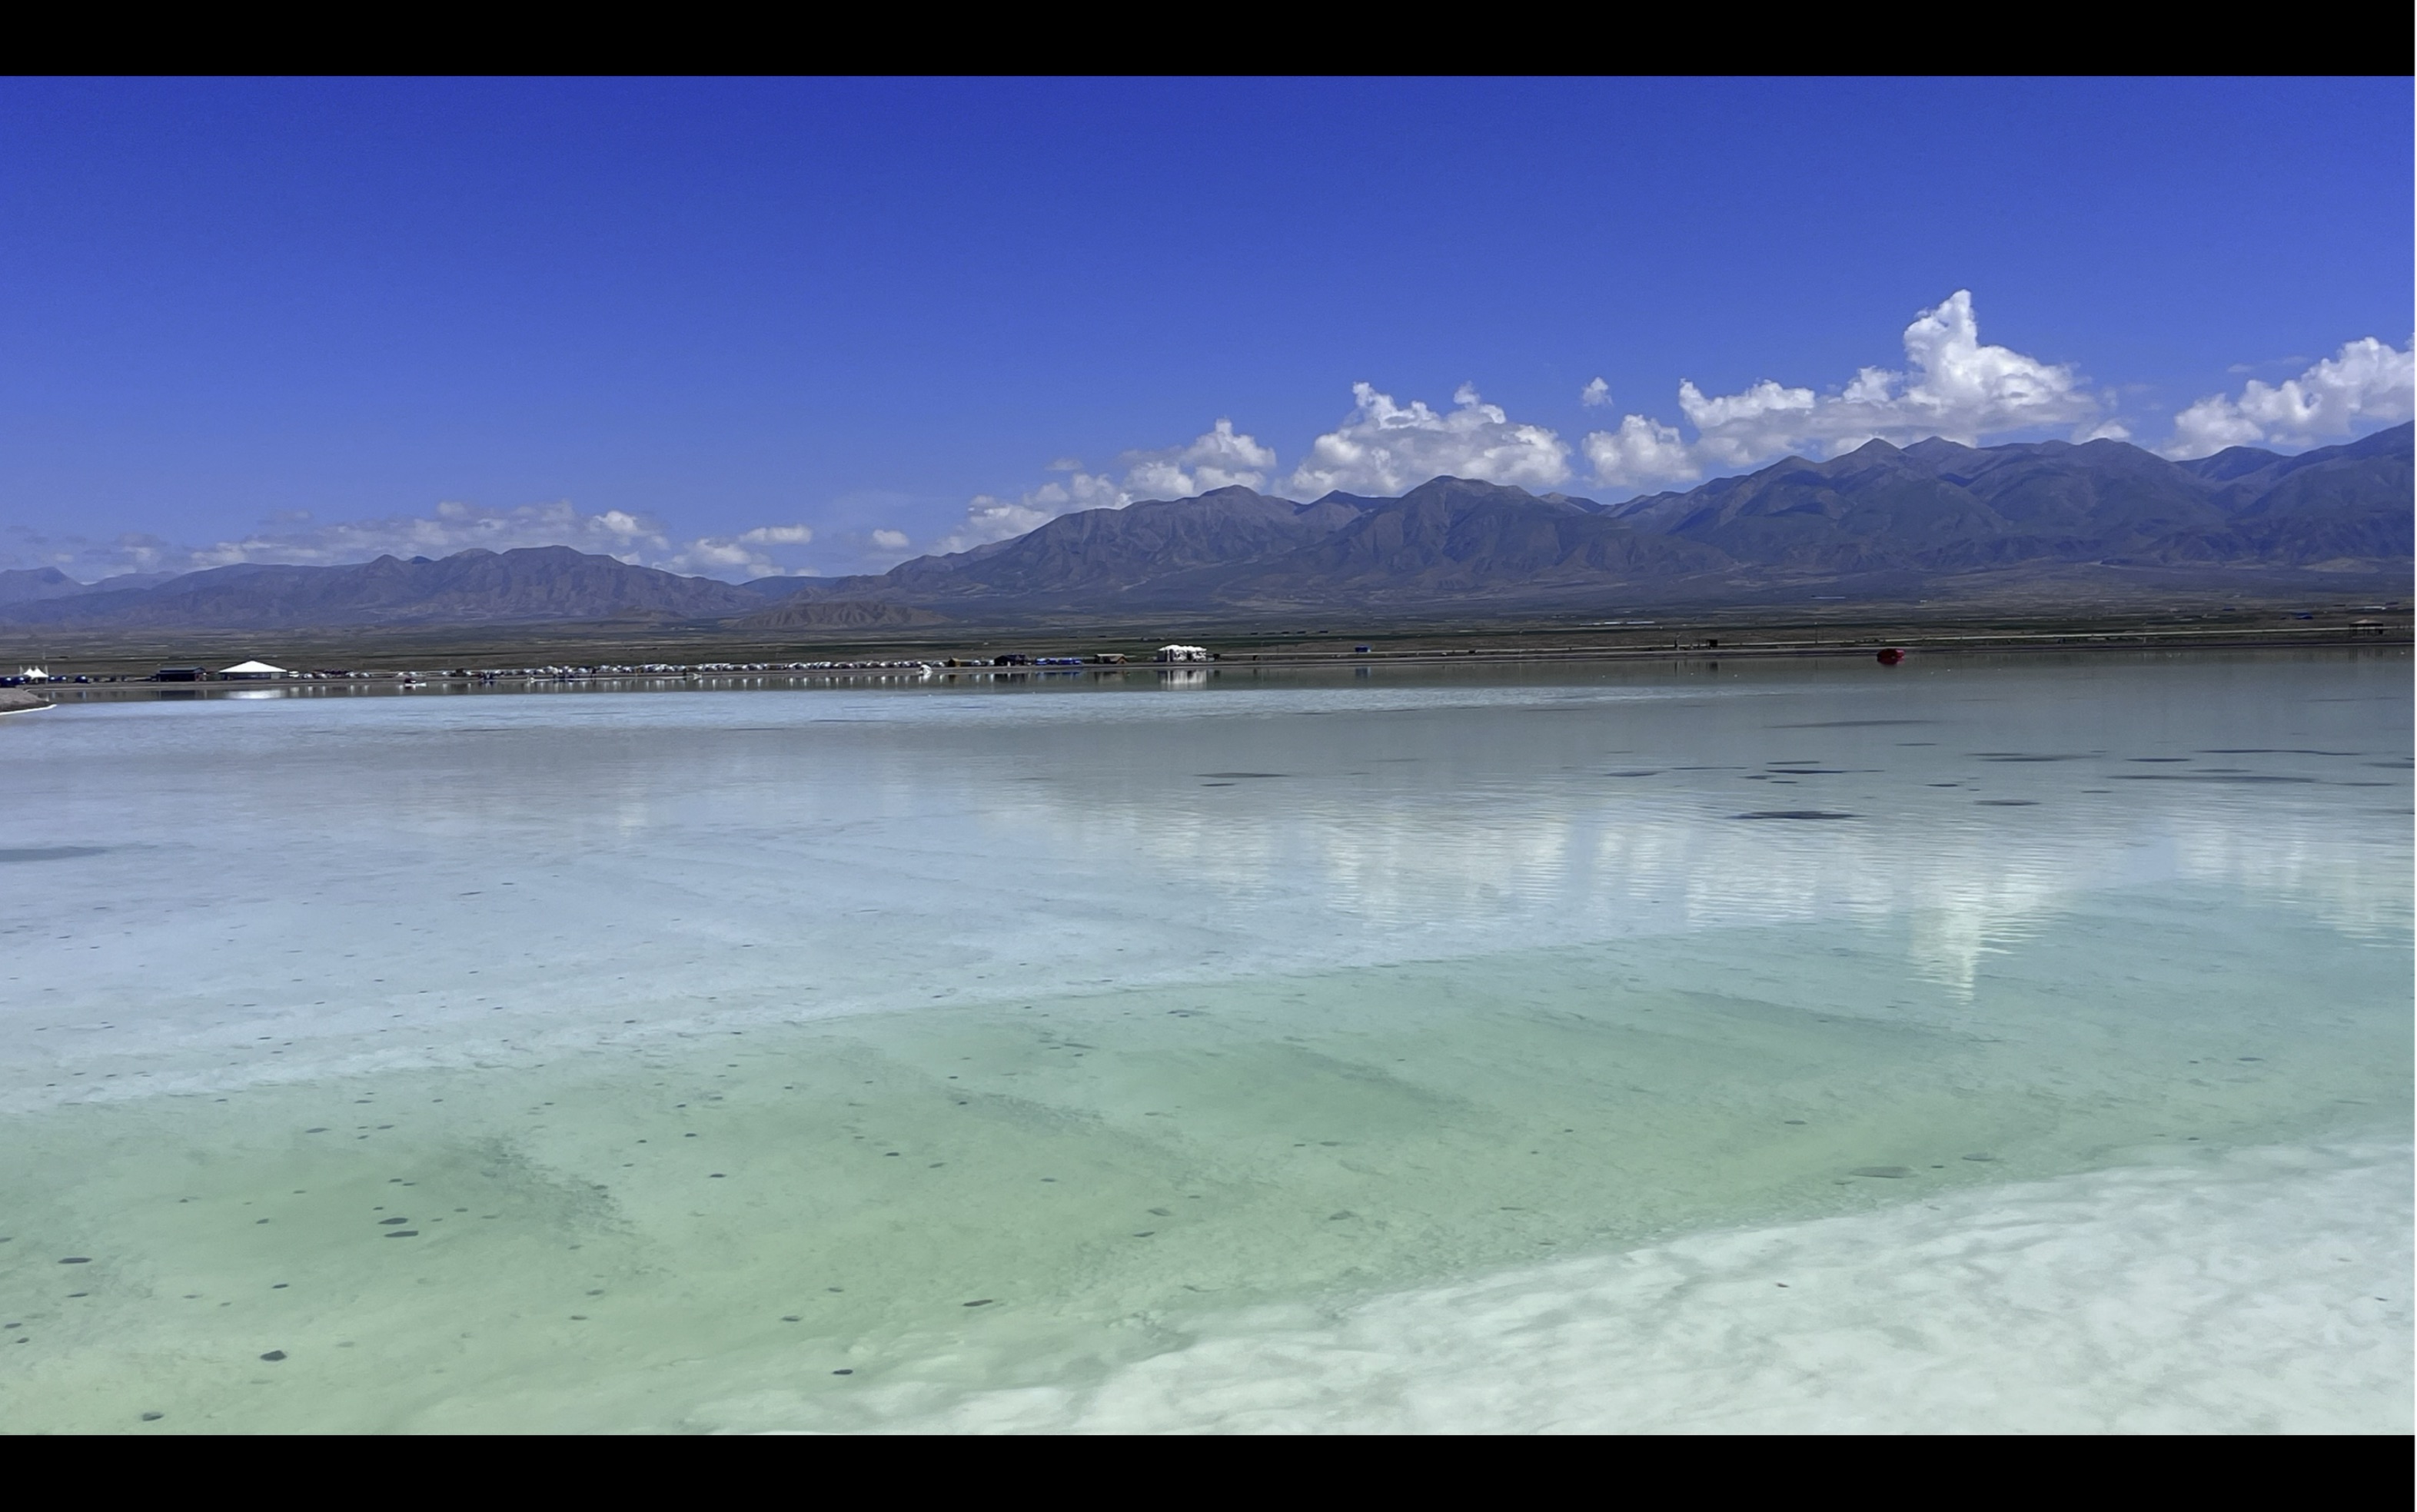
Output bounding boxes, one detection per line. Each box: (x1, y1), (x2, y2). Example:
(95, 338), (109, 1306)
(755, 423), (2411, 620)
(5, 425), (2407, 633)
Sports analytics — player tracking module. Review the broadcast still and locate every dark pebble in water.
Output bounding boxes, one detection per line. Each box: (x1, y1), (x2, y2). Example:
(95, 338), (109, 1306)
(141, 1412), (163, 1421)
(1849, 1166), (1913, 1178)
(1783, 1119), (1807, 1125)
(709, 1173), (726, 1178)
(260, 1350), (287, 1361)
(962, 1299), (994, 1308)
(1328, 1211), (1355, 1221)
(58, 1257), (90, 1264)
(1148, 1208), (1172, 1217)
(378, 1217), (410, 1225)
(781, 1316), (800, 1322)
(271, 1284), (288, 1290)
(1961, 1154), (1998, 1162)
(1734, 810), (1857, 821)
(832, 1369), (853, 1376)
(1132, 1231), (1155, 1238)
(304, 1128), (327, 1134)
(1974, 799), (2040, 806)
(2238, 1056), (2263, 1062)
(383, 1230), (418, 1238)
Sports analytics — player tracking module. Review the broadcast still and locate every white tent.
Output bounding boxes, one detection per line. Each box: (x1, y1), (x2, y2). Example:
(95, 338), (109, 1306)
(218, 660), (288, 680)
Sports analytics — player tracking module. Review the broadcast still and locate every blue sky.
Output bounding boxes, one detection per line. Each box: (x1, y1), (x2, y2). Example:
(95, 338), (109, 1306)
(2, 77), (2409, 580)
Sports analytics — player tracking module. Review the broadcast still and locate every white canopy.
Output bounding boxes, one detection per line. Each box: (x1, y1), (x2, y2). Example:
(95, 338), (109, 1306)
(218, 660), (288, 674)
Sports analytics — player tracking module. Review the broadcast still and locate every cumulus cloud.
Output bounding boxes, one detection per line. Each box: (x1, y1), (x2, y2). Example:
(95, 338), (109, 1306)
(930, 419), (1278, 555)
(1122, 418), (1282, 500)
(1581, 377), (1611, 407)
(2163, 336), (2416, 458)
(1582, 291), (2103, 493)
(1582, 414), (1697, 490)
(663, 523), (816, 579)
(1283, 384), (1571, 498)
(923, 388), (1580, 553)
(20, 500), (825, 584)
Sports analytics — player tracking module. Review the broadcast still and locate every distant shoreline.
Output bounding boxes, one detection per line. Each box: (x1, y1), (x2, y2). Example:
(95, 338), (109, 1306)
(12, 626), (2407, 706)
(2, 596), (2409, 687)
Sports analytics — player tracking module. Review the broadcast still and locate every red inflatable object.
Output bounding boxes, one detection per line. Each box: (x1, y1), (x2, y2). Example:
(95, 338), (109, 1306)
(1876, 647), (1905, 665)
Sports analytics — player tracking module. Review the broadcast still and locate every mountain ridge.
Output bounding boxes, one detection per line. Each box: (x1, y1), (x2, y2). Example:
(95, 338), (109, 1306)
(747, 424), (2409, 619)
(0, 546), (787, 630)
(7, 426), (2407, 633)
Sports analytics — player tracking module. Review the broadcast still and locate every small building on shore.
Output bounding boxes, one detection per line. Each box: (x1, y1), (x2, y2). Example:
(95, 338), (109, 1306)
(218, 660), (289, 681)
(1155, 644), (1211, 663)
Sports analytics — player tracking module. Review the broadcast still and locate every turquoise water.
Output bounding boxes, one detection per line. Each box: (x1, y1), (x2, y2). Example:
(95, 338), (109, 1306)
(1, 653), (2407, 1432)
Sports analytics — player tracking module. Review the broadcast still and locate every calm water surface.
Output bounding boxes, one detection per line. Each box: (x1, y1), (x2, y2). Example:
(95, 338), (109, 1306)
(2, 653), (2408, 1432)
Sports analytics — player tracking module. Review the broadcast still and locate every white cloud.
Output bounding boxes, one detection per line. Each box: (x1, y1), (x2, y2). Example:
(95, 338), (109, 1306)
(1581, 414), (1698, 490)
(1581, 377), (1611, 407)
(1283, 383), (1572, 498)
(1121, 418), (1281, 500)
(664, 523), (816, 579)
(24, 500), (826, 584)
(930, 419), (1278, 555)
(869, 529), (911, 551)
(2162, 336), (2416, 458)
(933, 473), (1124, 556)
(1581, 291), (2103, 493)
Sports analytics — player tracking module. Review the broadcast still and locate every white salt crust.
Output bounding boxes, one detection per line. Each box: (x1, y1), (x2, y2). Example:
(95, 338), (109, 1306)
(775, 1141), (2412, 1434)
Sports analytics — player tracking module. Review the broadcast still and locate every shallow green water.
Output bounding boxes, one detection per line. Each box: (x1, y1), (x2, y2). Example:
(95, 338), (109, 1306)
(1, 653), (2407, 1431)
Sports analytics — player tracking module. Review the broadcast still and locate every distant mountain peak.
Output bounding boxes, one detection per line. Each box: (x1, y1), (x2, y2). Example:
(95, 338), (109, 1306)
(8, 425), (2405, 632)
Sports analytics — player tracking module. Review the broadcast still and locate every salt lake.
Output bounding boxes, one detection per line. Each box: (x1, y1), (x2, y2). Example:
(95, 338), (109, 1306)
(1, 650), (2408, 1432)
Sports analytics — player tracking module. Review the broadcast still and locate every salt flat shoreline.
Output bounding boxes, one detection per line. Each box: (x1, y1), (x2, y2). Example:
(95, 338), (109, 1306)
(817, 1138), (2414, 1436)
(5, 600), (2405, 687)
(12, 631), (2411, 706)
